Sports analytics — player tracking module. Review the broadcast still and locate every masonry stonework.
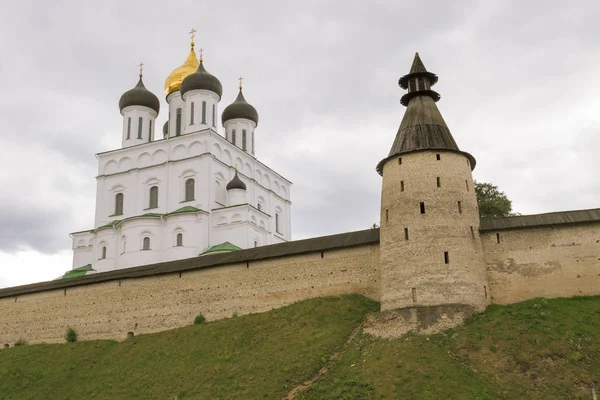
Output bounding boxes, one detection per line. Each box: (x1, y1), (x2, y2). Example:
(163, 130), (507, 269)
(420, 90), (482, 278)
(0, 244), (379, 345)
(482, 224), (600, 304)
(380, 150), (489, 312)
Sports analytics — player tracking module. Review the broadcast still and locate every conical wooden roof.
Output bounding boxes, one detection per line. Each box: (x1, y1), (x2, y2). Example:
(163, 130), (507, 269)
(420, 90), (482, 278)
(376, 54), (475, 174)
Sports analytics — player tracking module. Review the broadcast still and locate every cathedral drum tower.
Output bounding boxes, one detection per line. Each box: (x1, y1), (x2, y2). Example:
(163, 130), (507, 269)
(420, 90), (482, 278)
(376, 54), (490, 312)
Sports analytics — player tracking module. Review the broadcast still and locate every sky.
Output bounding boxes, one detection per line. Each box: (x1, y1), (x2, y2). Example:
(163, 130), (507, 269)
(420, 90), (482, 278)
(0, 0), (599, 288)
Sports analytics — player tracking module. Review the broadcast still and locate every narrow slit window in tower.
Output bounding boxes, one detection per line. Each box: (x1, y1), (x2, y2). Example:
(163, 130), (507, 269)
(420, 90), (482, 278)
(201, 101), (206, 124)
(242, 129), (247, 151)
(465, 180), (469, 191)
(254, 240), (258, 248)
(420, 202), (425, 214)
(142, 237), (150, 250)
(470, 226), (475, 238)
(190, 102), (195, 124)
(232, 129), (236, 145)
(437, 177), (441, 188)
(496, 233), (500, 243)
(176, 108), (182, 136)
(212, 104), (216, 127)
(176, 233), (183, 247)
(114, 193), (124, 215)
(444, 251), (449, 264)
(127, 117), (131, 139)
(458, 201), (462, 214)
(401, 180), (404, 192)
(404, 228), (409, 240)
(185, 178), (195, 201)
(417, 78), (424, 90)
(412, 288), (417, 302)
(148, 120), (152, 141)
(137, 117), (143, 139)
(385, 209), (388, 222)
(436, 153), (441, 160)
(149, 186), (158, 209)
(484, 286), (488, 299)
(398, 157), (402, 165)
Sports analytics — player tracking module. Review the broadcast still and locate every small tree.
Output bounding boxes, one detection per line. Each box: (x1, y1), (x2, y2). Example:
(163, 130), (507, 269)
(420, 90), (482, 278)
(474, 181), (517, 218)
(194, 314), (206, 325)
(65, 327), (78, 343)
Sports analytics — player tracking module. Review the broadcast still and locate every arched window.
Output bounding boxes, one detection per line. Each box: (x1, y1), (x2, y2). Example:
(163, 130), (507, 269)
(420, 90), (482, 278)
(137, 117), (143, 139)
(190, 102), (195, 124)
(201, 101), (206, 124)
(101, 246), (107, 259)
(142, 237), (150, 250)
(114, 193), (124, 215)
(126, 117), (131, 139)
(149, 186), (158, 209)
(176, 233), (183, 246)
(242, 129), (247, 151)
(148, 120), (152, 141)
(176, 108), (182, 136)
(276, 213), (281, 234)
(185, 178), (195, 201)
(212, 104), (216, 127)
(232, 129), (236, 145)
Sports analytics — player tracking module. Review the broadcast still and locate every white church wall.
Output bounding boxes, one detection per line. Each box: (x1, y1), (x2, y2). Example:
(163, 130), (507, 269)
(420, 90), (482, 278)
(121, 106), (157, 148)
(182, 90), (220, 134)
(162, 213), (208, 261)
(117, 217), (162, 269)
(167, 92), (185, 138)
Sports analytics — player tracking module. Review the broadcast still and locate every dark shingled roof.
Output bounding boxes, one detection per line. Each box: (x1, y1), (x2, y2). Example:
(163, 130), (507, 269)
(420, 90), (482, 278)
(226, 171), (247, 191)
(221, 89), (259, 126)
(119, 77), (160, 114)
(377, 53), (475, 175)
(480, 208), (600, 231)
(0, 228), (380, 299)
(180, 61), (223, 99)
(398, 52), (438, 89)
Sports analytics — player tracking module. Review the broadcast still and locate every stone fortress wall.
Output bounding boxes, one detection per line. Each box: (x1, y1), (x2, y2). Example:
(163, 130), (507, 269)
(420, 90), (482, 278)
(1, 215), (599, 345)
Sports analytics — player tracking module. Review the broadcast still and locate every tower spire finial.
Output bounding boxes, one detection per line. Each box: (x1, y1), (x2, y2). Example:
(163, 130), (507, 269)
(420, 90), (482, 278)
(138, 62), (144, 78)
(238, 76), (243, 90)
(189, 28), (197, 48)
(198, 47), (204, 63)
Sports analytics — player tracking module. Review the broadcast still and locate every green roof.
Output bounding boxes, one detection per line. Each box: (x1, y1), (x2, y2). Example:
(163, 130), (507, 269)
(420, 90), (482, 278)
(61, 264), (95, 279)
(166, 206), (202, 216)
(200, 242), (242, 255)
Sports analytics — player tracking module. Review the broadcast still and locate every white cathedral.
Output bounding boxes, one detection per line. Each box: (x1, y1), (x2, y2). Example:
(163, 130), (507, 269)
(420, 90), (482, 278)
(68, 37), (292, 276)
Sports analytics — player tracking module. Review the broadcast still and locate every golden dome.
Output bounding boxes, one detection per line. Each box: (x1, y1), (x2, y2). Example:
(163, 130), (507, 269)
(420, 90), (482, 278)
(164, 45), (199, 96)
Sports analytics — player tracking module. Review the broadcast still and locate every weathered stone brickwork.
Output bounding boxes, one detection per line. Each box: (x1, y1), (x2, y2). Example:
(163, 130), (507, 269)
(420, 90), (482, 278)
(0, 244), (379, 345)
(482, 223), (600, 304)
(379, 150), (489, 312)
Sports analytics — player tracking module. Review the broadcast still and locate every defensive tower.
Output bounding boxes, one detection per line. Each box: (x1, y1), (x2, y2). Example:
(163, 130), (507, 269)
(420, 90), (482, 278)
(377, 53), (490, 312)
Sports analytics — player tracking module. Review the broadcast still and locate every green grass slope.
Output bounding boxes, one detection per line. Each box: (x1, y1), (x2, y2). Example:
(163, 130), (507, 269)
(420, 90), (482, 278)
(1, 295), (599, 399)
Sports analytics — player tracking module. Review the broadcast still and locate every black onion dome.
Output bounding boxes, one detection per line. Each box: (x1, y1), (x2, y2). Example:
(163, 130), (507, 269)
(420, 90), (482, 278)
(180, 61), (223, 99)
(119, 77), (160, 114)
(222, 89), (259, 126)
(226, 171), (246, 191)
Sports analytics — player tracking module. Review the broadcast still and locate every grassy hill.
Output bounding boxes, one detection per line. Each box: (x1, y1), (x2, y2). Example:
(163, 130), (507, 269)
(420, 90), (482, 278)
(1, 295), (599, 399)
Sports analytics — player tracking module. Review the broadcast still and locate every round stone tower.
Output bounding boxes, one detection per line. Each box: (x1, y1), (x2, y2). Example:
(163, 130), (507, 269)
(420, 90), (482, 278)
(376, 53), (489, 312)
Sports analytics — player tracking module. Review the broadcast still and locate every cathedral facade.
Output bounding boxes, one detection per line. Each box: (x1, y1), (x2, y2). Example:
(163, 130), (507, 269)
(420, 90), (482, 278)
(69, 39), (292, 274)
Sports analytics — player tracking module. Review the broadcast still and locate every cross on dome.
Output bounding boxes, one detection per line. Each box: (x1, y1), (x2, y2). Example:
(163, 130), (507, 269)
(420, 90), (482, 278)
(238, 76), (243, 89)
(199, 47), (204, 62)
(189, 28), (197, 45)
(138, 62), (144, 77)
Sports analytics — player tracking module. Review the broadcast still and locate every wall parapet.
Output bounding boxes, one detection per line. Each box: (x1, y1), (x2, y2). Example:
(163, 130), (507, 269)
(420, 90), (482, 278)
(0, 228), (380, 300)
(481, 208), (600, 232)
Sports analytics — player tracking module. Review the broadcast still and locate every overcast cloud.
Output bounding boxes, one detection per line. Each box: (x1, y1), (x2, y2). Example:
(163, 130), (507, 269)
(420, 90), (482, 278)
(1, 0), (599, 287)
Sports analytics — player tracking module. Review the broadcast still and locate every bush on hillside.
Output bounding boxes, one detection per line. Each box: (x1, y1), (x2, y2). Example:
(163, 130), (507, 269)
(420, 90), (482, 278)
(194, 314), (206, 325)
(65, 327), (78, 343)
(14, 338), (27, 347)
